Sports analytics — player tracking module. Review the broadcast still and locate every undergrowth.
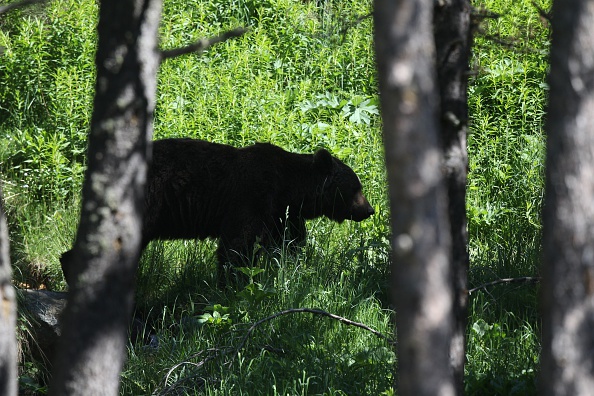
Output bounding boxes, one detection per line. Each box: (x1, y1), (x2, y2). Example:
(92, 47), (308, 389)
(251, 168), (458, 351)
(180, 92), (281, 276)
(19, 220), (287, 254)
(465, 0), (549, 393)
(0, 0), (550, 394)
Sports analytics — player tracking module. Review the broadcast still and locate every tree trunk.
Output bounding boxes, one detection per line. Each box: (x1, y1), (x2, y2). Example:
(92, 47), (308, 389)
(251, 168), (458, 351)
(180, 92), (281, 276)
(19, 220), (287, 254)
(0, 187), (17, 396)
(433, 1), (472, 393)
(540, 1), (594, 395)
(48, 0), (162, 394)
(374, 1), (455, 395)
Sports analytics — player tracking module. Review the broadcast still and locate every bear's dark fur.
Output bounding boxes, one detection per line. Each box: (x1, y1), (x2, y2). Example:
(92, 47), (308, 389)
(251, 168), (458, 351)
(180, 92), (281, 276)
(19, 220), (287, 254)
(62, 138), (374, 286)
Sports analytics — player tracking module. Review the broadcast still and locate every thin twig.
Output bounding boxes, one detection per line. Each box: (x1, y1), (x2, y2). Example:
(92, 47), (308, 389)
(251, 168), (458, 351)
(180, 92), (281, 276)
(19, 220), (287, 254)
(161, 349), (223, 388)
(468, 276), (541, 295)
(153, 347), (230, 396)
(159, 27), (248, 62)
(0, 0), (45, 15)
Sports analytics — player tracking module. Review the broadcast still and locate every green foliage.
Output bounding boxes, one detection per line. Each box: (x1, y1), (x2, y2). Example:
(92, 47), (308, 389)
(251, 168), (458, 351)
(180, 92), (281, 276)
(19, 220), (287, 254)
(1, 0), (552, 393)
(123, 224), (392, 395)
(197, 304), (232, 327)
(6, 197), (77, 290)
(299, 92), (379, 126)
(465, 0), (550, 393)
(235, 267), (277, 305)
(0, 0), (95, 201)
(466, 310), (539, 395)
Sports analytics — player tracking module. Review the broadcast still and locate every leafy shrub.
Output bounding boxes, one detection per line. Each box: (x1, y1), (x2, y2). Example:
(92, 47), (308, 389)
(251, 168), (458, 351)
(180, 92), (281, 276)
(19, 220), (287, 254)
(0, 0), (95, 201)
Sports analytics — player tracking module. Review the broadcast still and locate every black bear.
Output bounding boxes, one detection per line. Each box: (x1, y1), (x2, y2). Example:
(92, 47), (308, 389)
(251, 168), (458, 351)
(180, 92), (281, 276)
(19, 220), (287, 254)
(62, 138), (374, 286)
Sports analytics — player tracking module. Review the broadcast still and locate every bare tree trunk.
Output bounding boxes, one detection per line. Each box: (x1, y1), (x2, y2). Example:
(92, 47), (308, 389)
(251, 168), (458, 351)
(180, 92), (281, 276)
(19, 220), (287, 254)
(374, 1), (455, 395)
(540, 1), (594, 395)
(0, 187), (17, 396)
(49, 0), (162, 394)
(433, 1), (472, 393)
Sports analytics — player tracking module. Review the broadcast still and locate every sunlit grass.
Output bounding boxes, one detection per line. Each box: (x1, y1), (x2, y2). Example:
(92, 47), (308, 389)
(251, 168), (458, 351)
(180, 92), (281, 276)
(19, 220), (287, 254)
(466, 0), (549, 393)
(0, 0), (552, 393)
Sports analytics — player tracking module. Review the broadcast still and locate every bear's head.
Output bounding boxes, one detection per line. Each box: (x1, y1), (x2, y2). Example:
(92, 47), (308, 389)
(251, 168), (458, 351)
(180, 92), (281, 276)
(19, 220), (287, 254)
(313, 149), (375, 223)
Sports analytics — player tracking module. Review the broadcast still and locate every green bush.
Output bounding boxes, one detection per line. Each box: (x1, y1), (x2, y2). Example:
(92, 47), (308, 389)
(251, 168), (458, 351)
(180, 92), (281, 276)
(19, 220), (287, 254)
(0, 0), (95, 201)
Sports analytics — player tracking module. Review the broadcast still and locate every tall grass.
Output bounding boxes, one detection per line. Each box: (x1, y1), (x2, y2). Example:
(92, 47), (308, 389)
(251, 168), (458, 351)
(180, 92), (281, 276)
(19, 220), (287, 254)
(0, 0), (551, 393)
(466, 0), (550, 393)
(124, 223), (392, 395)
(0, 0), (94, 202)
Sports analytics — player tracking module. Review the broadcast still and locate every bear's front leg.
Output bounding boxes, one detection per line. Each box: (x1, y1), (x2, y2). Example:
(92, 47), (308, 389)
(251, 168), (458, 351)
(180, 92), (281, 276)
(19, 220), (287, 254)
(216, 225), (264, 288)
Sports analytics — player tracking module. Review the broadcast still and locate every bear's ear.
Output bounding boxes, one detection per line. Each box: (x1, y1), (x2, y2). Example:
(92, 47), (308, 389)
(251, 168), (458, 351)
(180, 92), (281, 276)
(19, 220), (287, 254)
(313, 149), (333, 174)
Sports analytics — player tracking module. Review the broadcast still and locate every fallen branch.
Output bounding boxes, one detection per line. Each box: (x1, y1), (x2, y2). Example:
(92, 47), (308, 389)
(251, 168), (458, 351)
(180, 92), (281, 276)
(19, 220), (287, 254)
(468, 276), (541, 296)
(159, 27), (248, 62)
(0, 0), (46, 15)
(235, 307), (396, 355)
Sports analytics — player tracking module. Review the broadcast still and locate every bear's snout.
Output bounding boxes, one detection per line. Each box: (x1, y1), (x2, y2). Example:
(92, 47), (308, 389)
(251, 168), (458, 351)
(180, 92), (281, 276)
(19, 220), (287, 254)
(350, 191), (374, 221)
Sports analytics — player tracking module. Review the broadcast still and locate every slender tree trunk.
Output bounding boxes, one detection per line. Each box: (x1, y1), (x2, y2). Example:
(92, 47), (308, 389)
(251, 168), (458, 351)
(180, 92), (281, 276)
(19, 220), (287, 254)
(0, 187), (17, 396)
(540, 1), (594, 395)
(374, 1), (455, 395)
(49, 0), (162, 394)
(433, 1), (472, 393)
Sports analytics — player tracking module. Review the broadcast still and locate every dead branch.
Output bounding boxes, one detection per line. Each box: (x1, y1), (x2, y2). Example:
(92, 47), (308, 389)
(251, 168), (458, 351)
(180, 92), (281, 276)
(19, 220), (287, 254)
(532, 1), (552, 24)
(483, 33), (520, 48)
(159, 27), (248, 62)
(468, 276), (541, 295)
(469, 31), (543, 55)
(338, 12), (372, 43)
(471, 7), (501, 22)
(0, 0), (46, 15)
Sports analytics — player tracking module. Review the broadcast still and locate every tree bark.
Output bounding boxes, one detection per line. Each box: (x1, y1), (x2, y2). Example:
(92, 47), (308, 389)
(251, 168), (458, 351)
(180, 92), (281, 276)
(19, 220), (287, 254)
(374, 1), (455, 395)
(48, 0), (162, 395)
(433, 1), (472, 393)
(0, 187), (17, 396)
(540, 1), (594, 395)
